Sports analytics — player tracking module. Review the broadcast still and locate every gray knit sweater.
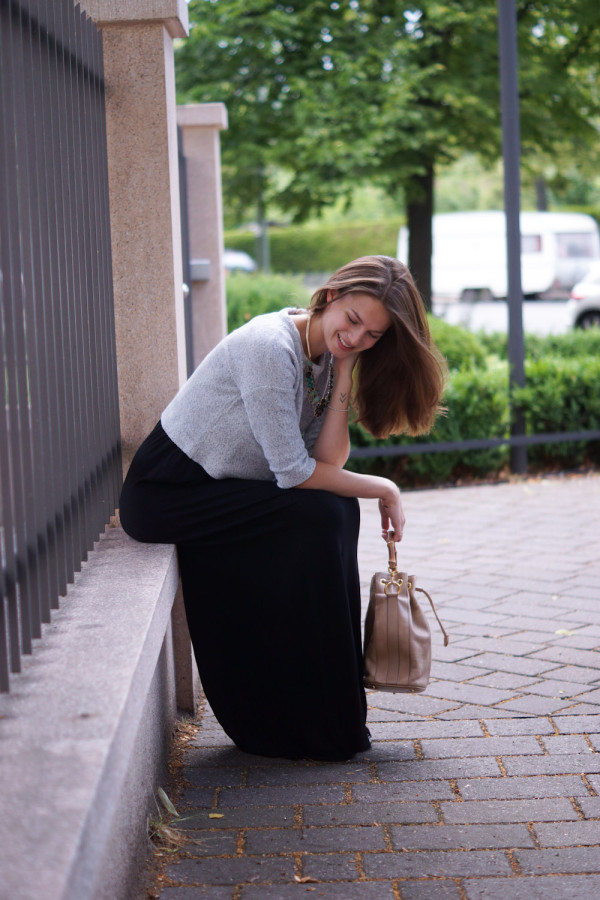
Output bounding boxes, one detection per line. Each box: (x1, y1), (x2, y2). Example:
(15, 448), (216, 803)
(161, 309), (332, 489)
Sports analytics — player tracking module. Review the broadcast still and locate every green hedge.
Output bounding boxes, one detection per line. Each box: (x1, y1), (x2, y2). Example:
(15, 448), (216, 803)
(226, 272), (311, 332)
(349, 354), (600, 485)
(224, 217), (405, 274)
(513, 356), (600, 468)
(478, 327), (600, 362)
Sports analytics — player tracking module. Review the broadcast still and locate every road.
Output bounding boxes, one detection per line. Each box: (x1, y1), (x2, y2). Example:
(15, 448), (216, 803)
(433, 296), (571, 336)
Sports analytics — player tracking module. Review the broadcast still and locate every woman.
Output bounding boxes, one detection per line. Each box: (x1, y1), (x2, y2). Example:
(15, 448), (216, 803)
(119, 256), (446, 761)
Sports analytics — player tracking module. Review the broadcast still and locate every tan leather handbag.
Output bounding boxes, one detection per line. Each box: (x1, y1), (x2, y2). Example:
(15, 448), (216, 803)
(363, 535), (449, 693)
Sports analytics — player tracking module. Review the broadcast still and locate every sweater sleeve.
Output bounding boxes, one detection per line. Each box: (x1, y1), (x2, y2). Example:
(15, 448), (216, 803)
(227, 321), (316, 489)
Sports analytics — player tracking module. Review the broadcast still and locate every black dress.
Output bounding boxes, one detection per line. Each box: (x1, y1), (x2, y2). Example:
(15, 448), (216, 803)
(119, 421), (370, 761)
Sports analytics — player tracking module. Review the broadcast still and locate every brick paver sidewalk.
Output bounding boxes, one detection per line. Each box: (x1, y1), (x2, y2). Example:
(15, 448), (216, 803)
(157, 473), (600, 899)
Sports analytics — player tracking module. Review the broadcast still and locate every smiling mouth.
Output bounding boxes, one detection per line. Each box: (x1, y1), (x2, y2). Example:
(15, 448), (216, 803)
(337, 334), (353, 350)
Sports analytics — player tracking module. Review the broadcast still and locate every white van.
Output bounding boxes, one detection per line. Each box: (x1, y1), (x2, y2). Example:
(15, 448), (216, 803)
(397, 210), (600, 300)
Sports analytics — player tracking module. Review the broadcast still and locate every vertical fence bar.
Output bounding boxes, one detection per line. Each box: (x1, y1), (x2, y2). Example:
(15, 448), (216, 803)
(1, 0), (34, 664)
(0, 0), (121, 691)
(498, 0), (527, 474)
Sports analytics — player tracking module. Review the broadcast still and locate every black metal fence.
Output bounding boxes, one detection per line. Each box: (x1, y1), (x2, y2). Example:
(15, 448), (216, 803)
(0, 0), (121, 691)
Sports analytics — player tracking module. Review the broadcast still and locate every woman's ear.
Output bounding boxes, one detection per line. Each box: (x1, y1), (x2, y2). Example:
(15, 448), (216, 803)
(326, 289), (337, 303)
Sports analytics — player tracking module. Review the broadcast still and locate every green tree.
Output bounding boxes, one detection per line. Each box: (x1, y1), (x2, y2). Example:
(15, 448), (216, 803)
(176, 1), (600, 298)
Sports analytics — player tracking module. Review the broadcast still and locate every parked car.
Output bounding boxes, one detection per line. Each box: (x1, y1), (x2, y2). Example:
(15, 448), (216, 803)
(223, 249), (257, 273)
(567, 262), (600, 328)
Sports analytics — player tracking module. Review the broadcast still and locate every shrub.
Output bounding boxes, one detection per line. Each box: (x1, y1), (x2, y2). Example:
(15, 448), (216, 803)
(513, 355), (600, 467)
(525, 329), (600, 361)
(226, 272), (311, 332)
(429, 316), (487, 370)
(224, 217), (404, 275)
(476, 327), (600, 362)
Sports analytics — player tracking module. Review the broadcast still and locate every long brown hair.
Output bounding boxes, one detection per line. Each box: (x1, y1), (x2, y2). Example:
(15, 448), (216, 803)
(309, 256), (447, 438)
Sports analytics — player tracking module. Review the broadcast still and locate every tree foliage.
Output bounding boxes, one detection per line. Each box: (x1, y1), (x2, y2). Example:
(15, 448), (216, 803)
(176, 1), (600, 300)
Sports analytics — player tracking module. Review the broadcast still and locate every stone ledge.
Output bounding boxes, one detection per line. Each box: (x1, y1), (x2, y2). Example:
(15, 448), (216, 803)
(0, 528), (180, 900)
(81, 0), (189, 38)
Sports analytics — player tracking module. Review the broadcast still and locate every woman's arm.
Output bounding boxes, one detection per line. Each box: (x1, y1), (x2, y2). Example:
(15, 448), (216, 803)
(311, 356), (355, 468)
(296, 460), (406, 541)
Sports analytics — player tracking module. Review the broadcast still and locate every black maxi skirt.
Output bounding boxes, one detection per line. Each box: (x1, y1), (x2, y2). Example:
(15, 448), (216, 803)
(119, 422), (370, 761)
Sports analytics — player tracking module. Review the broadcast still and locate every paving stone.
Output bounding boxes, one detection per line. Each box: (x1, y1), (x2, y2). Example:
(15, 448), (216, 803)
(549, 634), (600, 650)
(428, 645), (483, 663)
(170, 831), (239, 856)
(531, 647), (600, 669)
(421, 736), (543, 759)
(176, 788), (217, 808)
(553, 715), (600, 733)
(534, 820), (600, 847)
(300, 852), (360, 881)
(435, 610), (507, 627)
(579, 797), (600, 818)
(165, 856), (295, 885)
(555, 703), (600, 716)
(356, 744), (423, 763)
(501, 753), (600, 776)
(177, 807), (297, 830)
(183, 746), (276, 767)
(363, 849), (513, 878)
(429, 661), (489, 682)
(358, 717), (484, 740)
(245, 764), (373, 786)
(456, 653), (556, 677)
(468, 672), (542, 691)
(399, 880), (463, 900)
(371, 694), (457, 720)
(453, 636), (547, 656)
(457, 775), (590, 800)
(364, 709), (412, 722)
(425, 682), (518, 706)
(545, 666), (600, 685)
(352, 781), (456, 803)
(244, 826), (386, 855)
(440, 798), (579, 825)
(377, 758), (502, 781)
(304, 801), (439, 827)
(483, 718), (555, 736)
(515, 846), (600, 875)
(218, 785), (347, 807)
(585, 774), (600, 793)
(587, 733), (600, 752)
(498, 696), (575, 715)
(241, 884), (396, 899)
(525, 679), (588, 699)
(463, 874), (600, 900)
(158, 888), (233, 900)
(185, 767), (246, 788)
(437, 705), (533, 720)
(566, 689), (600, 706)
(389, 823), (534, 850)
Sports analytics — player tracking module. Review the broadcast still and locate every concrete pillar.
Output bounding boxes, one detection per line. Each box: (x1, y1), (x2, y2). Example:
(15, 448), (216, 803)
(177, 103), (229, 367)
(80, 0), (200, 713)
(81, 0), (189, 473)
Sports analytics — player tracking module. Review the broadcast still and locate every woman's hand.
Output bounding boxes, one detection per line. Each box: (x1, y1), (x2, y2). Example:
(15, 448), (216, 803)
(378, 484), (405, 542)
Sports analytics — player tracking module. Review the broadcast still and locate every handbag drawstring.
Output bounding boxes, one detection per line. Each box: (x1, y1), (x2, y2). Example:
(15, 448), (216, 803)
(414, 586), (450, 647)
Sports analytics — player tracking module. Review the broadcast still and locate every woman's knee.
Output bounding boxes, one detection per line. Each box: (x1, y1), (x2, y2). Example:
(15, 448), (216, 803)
(291, 489), (360, 538)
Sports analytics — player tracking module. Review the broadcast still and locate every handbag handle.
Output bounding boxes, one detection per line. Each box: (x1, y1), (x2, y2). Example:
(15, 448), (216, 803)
(387, 533), (398, 575)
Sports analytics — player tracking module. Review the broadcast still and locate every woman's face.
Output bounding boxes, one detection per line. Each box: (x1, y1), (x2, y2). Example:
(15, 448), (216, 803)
(319, 291), (392, 359)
